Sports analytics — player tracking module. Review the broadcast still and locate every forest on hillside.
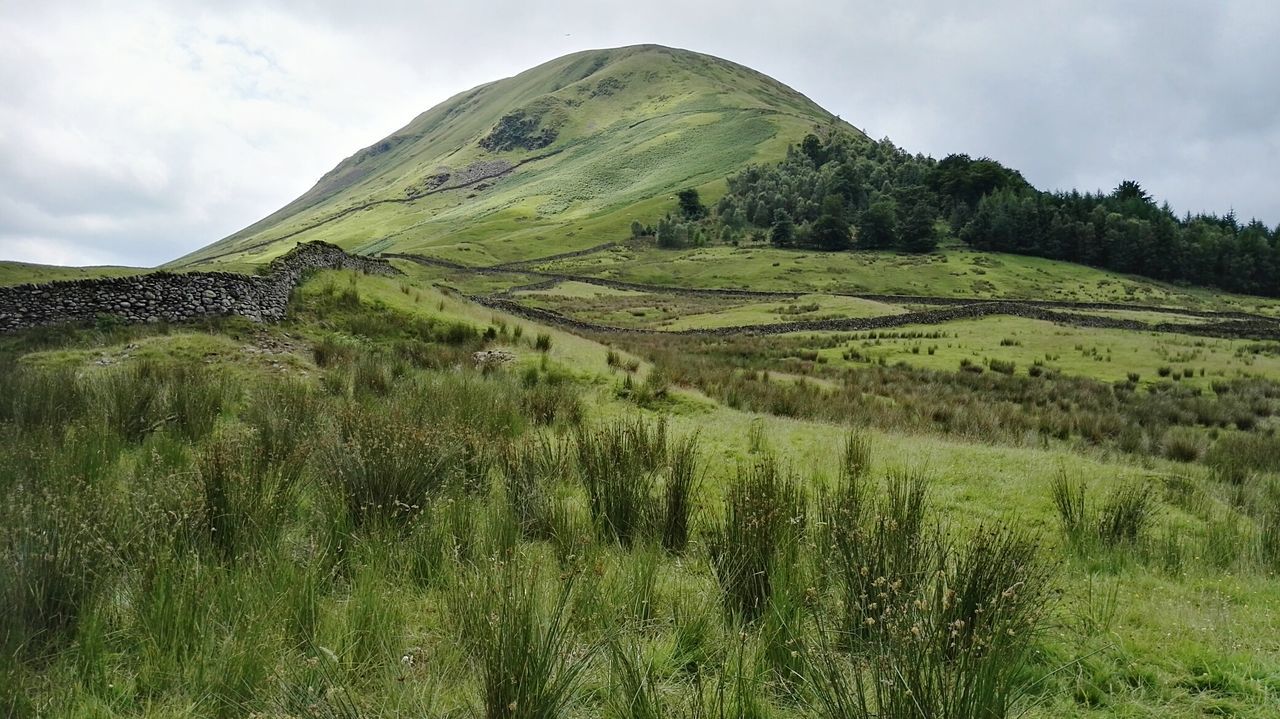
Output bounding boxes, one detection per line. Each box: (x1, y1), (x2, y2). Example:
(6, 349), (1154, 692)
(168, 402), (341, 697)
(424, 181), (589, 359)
(646, 132), (1280, 297)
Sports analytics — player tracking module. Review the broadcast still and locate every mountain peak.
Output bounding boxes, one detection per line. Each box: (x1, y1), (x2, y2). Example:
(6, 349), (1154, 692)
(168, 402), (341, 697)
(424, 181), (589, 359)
(175, 45), (850, 267)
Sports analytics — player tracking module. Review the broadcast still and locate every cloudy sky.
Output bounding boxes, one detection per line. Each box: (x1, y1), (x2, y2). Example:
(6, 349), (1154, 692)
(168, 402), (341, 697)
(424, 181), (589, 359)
(2, 1), (1277, 267)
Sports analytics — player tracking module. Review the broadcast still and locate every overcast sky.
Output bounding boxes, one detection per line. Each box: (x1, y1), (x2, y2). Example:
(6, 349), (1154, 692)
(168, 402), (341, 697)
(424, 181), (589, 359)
(2, 1), (1277, 267)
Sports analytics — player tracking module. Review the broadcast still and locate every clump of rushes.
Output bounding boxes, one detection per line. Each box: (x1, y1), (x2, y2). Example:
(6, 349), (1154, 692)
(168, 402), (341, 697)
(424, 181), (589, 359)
(824, 468), (933, 645)
(574, 417), (671, 547)
(326, 403), (477, 527)
(534, 332), (553, 352)
(811, 525), (1052, 719)
(500, 436), (568, 541)
(1049, 472), (1090, 546)
(0, 472), (111, 660)
(451, 561), (589, 719)
(1050, 472), (1159, 550)
(605, 638), (664, 719)
(1096, 483), (1159, 546)
(707, 456), (807, 623)
(661, 434), (700, 553)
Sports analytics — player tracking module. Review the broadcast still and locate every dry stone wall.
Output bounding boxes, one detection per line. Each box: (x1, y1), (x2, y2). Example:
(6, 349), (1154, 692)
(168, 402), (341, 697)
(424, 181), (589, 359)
(0, 241), (399, 334)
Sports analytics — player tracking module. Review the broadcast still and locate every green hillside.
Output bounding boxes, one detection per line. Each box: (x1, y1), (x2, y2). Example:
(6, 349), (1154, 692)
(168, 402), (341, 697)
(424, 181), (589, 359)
(0, 261), (143, 287)
(174, 44), (849, 269)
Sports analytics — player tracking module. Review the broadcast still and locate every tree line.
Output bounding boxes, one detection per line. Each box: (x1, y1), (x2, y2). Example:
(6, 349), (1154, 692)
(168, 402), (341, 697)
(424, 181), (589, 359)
(654, 131), (1280, 296)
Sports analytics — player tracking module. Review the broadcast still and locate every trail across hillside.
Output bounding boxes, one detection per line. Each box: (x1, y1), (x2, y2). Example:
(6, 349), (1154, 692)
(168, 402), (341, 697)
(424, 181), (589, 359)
(385, 251), (1280, 341)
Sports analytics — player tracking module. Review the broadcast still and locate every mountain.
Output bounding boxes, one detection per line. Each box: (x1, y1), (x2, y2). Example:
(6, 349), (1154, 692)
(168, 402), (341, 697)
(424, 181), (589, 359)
(173, 44), (854, 268)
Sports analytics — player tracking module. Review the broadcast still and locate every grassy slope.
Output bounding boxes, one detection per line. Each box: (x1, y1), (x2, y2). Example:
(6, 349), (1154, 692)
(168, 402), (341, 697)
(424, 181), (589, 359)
(173, 45), (847, 270)
(546, 242), (1280, 315)
(0, 261), (144, 287)
(9, 268), (1279, 716)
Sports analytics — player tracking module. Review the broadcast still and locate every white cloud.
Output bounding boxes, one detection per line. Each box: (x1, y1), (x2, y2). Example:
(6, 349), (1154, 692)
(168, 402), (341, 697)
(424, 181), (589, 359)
(1, 0), (1278, 266)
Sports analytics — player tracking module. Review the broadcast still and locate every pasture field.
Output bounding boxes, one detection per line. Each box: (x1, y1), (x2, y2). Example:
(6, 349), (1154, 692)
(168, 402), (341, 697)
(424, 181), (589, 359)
(0, 261), (144, 287)
(4, 268), (1280, 718)
(546, 243), (1280, 316)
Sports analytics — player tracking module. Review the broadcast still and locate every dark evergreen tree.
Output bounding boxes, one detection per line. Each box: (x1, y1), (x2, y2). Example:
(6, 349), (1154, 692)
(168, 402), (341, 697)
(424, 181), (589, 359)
(677, 188), (707, 220)
(813, 195), (851, 250)
(858, 199), (898, 250)
(801, 133), (828, 166)
(899, 202), (939, 252)
(770, 209), (795, 247)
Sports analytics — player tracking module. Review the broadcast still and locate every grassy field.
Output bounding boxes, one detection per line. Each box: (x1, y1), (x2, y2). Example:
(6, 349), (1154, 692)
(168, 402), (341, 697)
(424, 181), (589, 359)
(0, 261), (145, 287)
(545, 242), (1280, 316)
(814, 317), (1280, 388)
(4, 267), (1280, 717)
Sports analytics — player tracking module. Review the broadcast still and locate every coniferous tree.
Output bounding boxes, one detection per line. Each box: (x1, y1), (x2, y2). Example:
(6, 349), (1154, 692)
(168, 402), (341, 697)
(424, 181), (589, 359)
(858, 199), (898, 250)
(677, 189), (707, 220)
(813, 195), (851, 251)
(899, 202), (939, 252)
(770, 210), (795, 247)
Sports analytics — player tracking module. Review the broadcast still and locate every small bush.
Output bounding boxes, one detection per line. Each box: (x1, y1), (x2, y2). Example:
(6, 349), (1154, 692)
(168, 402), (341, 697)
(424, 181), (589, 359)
(522, 382), (584, 426)
(988, 358), (1016, 376)
(1206, 433), (1280, 484)
(313, 335), (358, 368)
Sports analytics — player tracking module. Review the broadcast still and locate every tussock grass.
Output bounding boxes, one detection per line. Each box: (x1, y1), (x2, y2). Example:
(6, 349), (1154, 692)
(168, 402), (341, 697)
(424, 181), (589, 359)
(707, 456), (807, 623)
(575, 417), (672, 547)
(662, 434), (701, 553)
(1206, 433), (1280, 484)
(823, 467), (934, 644)
(450, 562), (589, 719)
(1051, 473), (1159, 552)
(811, 525), (1051, 719)
(501, 436), (570, 541)
(326, 401), (491, 527)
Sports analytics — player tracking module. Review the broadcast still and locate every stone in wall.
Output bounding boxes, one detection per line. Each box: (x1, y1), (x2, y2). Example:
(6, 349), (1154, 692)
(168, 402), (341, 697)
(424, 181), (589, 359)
(0, 241), (400, 334)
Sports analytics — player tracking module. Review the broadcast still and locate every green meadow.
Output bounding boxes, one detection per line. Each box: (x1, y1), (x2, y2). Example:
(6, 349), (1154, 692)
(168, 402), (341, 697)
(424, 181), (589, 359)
(4, 267), (1280, 717)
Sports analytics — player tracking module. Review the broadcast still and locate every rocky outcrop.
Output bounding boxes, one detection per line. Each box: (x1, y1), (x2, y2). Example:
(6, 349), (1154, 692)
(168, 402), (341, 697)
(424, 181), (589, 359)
(0, 241), (398, 334)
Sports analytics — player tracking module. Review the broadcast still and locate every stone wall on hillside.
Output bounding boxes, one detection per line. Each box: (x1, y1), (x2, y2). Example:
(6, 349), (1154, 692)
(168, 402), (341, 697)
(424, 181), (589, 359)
(0, 241), (399, 334)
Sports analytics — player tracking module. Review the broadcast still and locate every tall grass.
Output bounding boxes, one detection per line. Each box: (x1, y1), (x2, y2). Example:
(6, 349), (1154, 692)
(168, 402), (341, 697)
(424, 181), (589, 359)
(451, 562), (589, 719)
(707, 456), (807, 623)
(325, 402), (485, 527)
(823, 468), (934, 644)
(1050, 473), (1159, 551)
(501, 436), (568, 541)
(194, 431), (300, 562)
(0, 475), (111, 659)
(662, 434), (700, 553)
(1206, 433), (1280, 484)
(575, 417), (671, 547)
(811, 526), (1052, 719)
